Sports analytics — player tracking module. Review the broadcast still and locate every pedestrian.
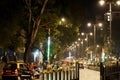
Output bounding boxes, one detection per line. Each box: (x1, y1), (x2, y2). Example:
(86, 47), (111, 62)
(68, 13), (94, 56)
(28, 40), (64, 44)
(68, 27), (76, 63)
(29, 62), (34, 71)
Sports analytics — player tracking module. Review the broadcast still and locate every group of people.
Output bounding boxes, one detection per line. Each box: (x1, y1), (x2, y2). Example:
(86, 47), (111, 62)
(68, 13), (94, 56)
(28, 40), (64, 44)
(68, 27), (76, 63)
(29, 62), (42, 79)
(29, 62), (42, 71)
(28, 61), (60, 73)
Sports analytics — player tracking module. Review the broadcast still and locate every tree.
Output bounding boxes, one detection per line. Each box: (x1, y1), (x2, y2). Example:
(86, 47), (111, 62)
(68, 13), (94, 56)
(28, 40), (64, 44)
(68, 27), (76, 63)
(23, 0), (48, 62)
(0, 0), (86, 62)
(23, 0), (80, 62)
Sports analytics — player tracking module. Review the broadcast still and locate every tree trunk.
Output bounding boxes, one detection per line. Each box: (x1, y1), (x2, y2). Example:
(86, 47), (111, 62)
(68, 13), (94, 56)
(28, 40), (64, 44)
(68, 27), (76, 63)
(24, 0), (48, 63)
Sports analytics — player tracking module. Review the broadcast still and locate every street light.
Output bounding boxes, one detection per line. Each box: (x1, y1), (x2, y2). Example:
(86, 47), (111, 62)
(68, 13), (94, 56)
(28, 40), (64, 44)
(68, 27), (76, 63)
(99, 0), (105, 6)
(59, 17), (66, 25)
(77, 37), (85, 57)
(79, 32), (93, 57)
(61, 17), (65, 22)
(116, 0), (120, 5)
(87, 22), (103, 56)
(99, 0), (120, 54)
(99, 0), (112, 46)
(81, 32), (93, 47)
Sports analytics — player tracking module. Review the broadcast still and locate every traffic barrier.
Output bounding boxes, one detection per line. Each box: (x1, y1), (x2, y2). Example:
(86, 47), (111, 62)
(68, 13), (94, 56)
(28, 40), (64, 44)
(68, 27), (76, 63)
(41, 62), (80, 80)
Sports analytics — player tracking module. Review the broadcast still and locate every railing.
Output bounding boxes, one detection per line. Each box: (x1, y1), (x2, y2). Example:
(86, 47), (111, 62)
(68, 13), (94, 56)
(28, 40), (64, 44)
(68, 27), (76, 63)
(100, 62), (120, 80)
(41, 62), (80, 80)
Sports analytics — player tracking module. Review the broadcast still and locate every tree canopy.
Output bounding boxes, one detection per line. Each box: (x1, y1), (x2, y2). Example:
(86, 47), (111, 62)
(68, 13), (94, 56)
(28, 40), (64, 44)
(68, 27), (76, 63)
(0, 0), (89, 62)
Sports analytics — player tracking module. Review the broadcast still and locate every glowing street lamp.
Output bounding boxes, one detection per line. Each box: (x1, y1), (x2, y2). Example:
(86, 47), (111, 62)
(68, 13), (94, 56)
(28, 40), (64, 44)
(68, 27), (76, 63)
(87, 22), (103, 55)
(61, 18), (65, 22)
(89, 32), (93, 36)
(99, 0), (120, 54)
(116, 0), (120, 5)
(79, 32), (93, 57)
(99, 0), (112, 44)
(46, 28), (51, 62)
(78, 38), (80, 41)
(99, 0), (105, 6)
(96, 44), (100, 48)
(87, 23), (92, 28)
(47, 36), (51, 61)
(81, 32), (93, 47)
(81, 32), (85, 36)
(59, 17), (66, 25)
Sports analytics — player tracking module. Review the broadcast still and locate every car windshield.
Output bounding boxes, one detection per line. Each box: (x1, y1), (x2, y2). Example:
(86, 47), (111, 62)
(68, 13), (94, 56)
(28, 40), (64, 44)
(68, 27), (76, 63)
(4, 63), (17, 70)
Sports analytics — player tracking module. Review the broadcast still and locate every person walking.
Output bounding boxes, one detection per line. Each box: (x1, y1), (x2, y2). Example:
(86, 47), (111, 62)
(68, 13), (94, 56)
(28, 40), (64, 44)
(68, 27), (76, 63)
(29, 62), (34, 71)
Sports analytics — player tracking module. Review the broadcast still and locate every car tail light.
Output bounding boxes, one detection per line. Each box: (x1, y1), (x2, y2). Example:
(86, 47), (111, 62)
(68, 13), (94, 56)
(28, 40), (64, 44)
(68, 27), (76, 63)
(14, 69), (18, 75)
(2, 71), (4, 74)
(2, 70), (11, 75)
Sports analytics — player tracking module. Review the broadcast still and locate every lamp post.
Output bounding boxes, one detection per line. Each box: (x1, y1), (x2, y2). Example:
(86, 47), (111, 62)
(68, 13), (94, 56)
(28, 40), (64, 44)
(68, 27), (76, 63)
(109, 3), (112, 45)
(87, 22), (103, 57)
(81, 32), (93, 48)
(99, 0), (120, 54)
(59, 17), (66, 25)
(77, 37), (86, 57)
(78, 32), (93, 58)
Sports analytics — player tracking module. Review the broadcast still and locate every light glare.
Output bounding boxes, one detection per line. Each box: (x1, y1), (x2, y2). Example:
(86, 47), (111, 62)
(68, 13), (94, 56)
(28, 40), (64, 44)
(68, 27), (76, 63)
(98, 23), (103, 27)
(89, 32), (93, 36)
(61, 18), (65, 22)
(99, 0), (105, 6)
(116, 0), (120, 5)
(87, 23), (92, 27)
(81, 32), (85, 36)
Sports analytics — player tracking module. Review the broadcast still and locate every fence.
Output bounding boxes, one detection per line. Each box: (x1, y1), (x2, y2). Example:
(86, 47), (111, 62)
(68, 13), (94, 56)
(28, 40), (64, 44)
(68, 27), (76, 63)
(41, 62), (80, 80)
(100, 62), (120, 80)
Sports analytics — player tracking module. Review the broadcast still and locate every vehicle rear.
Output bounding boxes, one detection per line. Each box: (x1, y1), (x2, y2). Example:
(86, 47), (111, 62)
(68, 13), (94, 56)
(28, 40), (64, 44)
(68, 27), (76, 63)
(18, 63), (34, 80)
(2, 63), (19, 80)
(2, 62), (34, 80)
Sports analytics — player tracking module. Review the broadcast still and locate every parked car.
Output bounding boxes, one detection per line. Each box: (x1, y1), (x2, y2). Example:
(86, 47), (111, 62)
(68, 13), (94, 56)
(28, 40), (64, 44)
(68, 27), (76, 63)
(2, 61), (34, 80)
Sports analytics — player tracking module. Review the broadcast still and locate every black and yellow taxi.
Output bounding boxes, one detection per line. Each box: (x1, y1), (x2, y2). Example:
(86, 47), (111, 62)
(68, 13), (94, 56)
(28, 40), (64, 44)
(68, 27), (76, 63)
(2, 61), (34, 80)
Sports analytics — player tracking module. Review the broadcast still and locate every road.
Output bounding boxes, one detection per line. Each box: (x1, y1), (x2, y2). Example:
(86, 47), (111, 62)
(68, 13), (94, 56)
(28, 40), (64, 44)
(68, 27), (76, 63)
(80, 68), (100, 80)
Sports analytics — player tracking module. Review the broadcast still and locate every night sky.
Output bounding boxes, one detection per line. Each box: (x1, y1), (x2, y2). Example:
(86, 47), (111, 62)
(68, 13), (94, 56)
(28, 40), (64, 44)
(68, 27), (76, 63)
(62, 0), (120, 42)
(0, 0), (120, 42)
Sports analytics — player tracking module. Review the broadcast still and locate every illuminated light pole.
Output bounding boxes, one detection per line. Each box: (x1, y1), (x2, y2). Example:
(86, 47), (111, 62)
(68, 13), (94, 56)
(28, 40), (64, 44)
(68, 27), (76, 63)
(81, 32), (93, 48)
(87, 22), (103, 57)
(99, 0), (120, 54)
(59, 17), (66, 25)
(61, 17), (65, 22)
(77, 32), (93, 58)
(47, 28), (51, 61)
(116, 0), (120, 6)
(81, 39), (84, 57)
(77, 38), (84, 57)
(47, 36), (50, 61)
